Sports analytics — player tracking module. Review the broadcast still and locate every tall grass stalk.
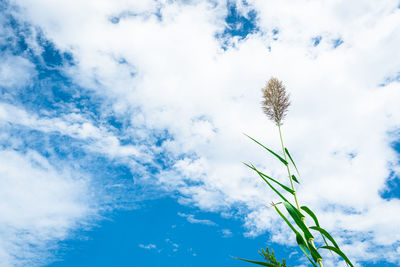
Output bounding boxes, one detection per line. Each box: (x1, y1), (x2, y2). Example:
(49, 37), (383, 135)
(278, 123), (300, 211)
(235, 78), (353, 267)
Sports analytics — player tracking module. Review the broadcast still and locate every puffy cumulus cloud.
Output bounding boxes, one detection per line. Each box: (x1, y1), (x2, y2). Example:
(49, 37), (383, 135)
(0, 149), (95, 266)
(7, 0), (400, 265)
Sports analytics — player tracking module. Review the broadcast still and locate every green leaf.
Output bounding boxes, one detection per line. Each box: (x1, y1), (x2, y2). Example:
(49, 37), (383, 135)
(309, 226), (339, 249)
(283, 202), (314, 241)
(244, 163), (290, 203)
(273, 205), (298, 235)
(275, 206), (320, 266)
(259, 247), (289, 267)
(301, 206), (331, 250)
(233, 257), (279, 267)
(295, 233), (317, 267)
(245, 163), (294, 194)
(291, 175), (299, 184)
(284, 147), (299, 175)
(320, 246), (354, 267)
(244, 134), (288, 166)
(284, 204), (321, 261)
(307, 239), (322, 263)
(300, 206), (320, 227)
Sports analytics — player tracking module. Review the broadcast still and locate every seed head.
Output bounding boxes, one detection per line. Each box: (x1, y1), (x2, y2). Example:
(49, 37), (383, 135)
(261, 77), (290, 126)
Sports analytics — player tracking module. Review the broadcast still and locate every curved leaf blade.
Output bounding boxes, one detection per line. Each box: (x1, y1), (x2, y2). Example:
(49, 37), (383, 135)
(233, 257), (278, 267)
(320, 246), (354, 267)
(284, 147), (299, 175)
(309, 226), (339, 249)
(275, 205), (320, 265)
(245, 163), (294, 194)
(300, 206), (320, 227)
(301, 206), (331, 250)
(284, 202), (314, 241)
(273, 205), (298, 235)
(295, 233), (317, 267)
(307, 239), (322, 263)
(244, 163), (290, 203)
(291, 175), (299, 184)
(244, 134), (288, 165)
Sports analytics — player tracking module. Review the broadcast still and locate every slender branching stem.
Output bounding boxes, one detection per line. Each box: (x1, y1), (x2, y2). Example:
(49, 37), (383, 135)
(278, 123), (301, 211)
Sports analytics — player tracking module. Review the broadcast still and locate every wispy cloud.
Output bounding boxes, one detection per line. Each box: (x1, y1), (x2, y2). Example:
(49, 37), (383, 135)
(165, 238), (179, 253)
(0, 149), (97, 266)
(177, 212), (217, 226)
(221, 229), (233, 238)
(139, 244), (157, 250)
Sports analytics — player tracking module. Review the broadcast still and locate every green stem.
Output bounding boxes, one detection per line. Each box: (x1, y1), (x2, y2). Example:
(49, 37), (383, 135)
(277, 123), (301, 211)
(278, 124), (324, 266)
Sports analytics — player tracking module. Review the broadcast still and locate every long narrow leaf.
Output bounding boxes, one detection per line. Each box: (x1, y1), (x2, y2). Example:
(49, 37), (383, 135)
(284, 204), (321, 262)
(233, 257), (278, 267)
(300, 206), (320, 227)
(306, 239), (322, 263)
(283, 202), (314, 241)
(291, 175), (299, 184)
(309, 226), (339, 249)
(295, 233), (317, 267)
(245, 163), (294, 194)
(301, 206), (330, 250)
(258, 171), (294, 195)
(244, 134), (288, 165)
(320, 246), (354, 267)
(244, 163), (290, 203)
(284, 147), (299, 175)
(273, 205), (298, 234)
(275, 206), (319, 266)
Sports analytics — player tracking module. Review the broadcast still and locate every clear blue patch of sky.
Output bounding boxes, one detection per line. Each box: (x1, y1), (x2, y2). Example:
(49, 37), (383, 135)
(47, 196), (394, 266)
(312, 36), (322, 47)
(380, 140), (400, 200)
(223, 5), (258, 38)
(380, 173), (400, 200)
(47, 197), (297, 267)
(217, 2), (259, 49)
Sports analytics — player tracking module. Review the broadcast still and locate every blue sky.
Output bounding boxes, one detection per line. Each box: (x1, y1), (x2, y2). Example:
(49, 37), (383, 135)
(1, 0), (400, 266)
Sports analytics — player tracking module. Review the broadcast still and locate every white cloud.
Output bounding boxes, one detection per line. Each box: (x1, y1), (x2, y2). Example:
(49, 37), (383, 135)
(221, 229), (232, 238)
(6, 0), (400, 265)
(0, 55), (36, 89)
(165, 238), (179, 253)
(178, 212), (217, 226)
(0, 149), (96, 266)
(139, 243), (157, 250)
(0, 102), (149, 161)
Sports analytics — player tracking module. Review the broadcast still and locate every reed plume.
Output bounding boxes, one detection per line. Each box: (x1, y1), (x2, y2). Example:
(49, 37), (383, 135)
(261, 77), (290, 126)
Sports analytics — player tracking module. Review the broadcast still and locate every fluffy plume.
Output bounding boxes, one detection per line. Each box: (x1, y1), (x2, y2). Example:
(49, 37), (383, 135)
(261, 78), (290, 125)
